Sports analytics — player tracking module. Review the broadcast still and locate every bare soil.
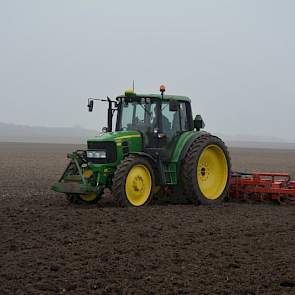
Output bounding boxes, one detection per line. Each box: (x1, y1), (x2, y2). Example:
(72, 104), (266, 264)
(0, 143), (295, 294)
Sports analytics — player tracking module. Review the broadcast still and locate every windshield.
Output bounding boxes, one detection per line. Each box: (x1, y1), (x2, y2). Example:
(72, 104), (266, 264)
(116, 98), (189, 145)
(118, 101), (157, 133)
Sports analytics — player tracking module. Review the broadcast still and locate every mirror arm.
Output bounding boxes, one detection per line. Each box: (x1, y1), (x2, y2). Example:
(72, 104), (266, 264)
(87, 97), (118, 132)
(88, 97), (117, 104)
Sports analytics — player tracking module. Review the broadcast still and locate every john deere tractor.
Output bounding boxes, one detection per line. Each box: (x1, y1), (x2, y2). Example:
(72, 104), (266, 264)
(52, 86), (231, 206)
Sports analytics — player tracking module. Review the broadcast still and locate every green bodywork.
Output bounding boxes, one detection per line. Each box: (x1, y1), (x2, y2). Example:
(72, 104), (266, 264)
(86, 130), (143, 184)
(52, 130), (143, 195)
(51, 92), (206, 196)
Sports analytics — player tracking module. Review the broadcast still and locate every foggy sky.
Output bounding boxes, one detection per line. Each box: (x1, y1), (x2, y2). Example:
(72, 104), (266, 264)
(1, 1), (295, 141)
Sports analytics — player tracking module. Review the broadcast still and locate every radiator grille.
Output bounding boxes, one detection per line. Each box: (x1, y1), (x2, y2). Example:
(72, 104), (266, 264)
(87, 141), (117, 164)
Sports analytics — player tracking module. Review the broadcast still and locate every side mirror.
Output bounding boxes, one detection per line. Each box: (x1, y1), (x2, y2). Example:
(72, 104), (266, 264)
(194, 115), (205, 131)
(169, 101), (179, 112)
(88, 100), (94, 112)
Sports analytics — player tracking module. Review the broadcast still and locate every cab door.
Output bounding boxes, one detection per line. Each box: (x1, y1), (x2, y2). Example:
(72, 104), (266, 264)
(145, 101), (190, 161)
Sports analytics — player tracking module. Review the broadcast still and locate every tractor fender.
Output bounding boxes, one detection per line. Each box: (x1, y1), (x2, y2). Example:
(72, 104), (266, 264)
(173, 131), (210, 174)
(128, 151), (164, 185)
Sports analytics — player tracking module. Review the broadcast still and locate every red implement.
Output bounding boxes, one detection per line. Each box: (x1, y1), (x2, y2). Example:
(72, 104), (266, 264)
(229, 172), (295, 205)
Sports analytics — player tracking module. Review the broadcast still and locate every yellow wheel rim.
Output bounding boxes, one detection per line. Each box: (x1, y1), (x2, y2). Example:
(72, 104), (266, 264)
(125, 164), (152, 206)
(79, 192), (97, 202)
(197, 144), (228, 200)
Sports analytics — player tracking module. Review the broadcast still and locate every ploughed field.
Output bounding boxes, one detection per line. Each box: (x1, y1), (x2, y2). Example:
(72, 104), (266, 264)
(0, 143), (295, 294)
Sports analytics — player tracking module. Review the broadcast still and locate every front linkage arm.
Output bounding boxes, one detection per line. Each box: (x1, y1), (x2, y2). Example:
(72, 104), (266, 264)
(52, 151), (102, 195)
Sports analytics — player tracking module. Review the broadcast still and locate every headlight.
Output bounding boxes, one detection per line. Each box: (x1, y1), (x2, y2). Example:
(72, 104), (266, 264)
(87, 150), (107, 159)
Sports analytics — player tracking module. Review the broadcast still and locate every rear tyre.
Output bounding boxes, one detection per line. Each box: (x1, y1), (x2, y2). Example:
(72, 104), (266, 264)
(181, 134), (231, 204)
(112, 156), (155, 207)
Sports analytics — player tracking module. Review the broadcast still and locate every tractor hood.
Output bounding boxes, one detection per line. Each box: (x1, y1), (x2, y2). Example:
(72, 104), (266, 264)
(87, 130), (142, 143)
(87, 130), (143, 163)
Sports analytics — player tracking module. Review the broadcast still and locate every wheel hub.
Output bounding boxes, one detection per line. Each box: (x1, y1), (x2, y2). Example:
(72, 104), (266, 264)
(132, 176), (144, 192)
(125, 164), (152, 206)
(199, 163), (210, 180)
(197, 145), (228, 200)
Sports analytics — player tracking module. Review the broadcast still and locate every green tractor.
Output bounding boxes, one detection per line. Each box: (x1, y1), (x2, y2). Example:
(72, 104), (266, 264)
(52, 85), (231, 206)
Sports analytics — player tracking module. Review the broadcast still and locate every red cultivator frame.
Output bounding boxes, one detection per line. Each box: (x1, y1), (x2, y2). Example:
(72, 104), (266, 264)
(229, 172), (295, 205)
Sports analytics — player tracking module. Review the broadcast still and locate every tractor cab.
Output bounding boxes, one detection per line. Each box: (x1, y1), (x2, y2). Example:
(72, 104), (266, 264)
(115, 88), (194, 160)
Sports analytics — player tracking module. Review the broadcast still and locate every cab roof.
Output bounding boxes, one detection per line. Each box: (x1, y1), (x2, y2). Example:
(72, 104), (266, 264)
(116, 93), (191, 102)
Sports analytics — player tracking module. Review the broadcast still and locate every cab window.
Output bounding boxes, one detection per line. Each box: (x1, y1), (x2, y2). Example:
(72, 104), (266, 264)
(161, 101), (189, 140)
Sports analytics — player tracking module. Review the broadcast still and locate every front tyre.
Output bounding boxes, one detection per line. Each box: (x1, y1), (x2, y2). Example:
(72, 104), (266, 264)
(65, 193), (101, 205)
(181, 134), (231, 204)
(112, 156), (155, 207)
